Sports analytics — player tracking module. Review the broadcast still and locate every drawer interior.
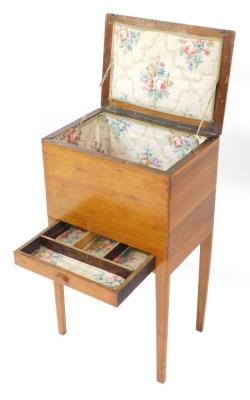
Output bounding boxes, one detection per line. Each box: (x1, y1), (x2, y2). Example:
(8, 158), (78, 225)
(15, 221), (155, 306)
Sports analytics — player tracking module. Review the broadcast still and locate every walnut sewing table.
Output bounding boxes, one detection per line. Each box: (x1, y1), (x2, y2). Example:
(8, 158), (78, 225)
(14, 14), (235, 383)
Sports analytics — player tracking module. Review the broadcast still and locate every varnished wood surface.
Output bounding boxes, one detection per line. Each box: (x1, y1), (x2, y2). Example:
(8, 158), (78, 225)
(196, 233), (213, 332)
(54, 282), (66, 335)
(168, 138), (219, 271)
(42, 136), (218, 261)
(169, 138), (219, 231)
(117, 255), (155, 305)
(14, 249), (154, 307)
(42, 140), (169, 256)
(169, 191), (215, 272)
(14, 251), (118, 306)
(155, 257), (171, 383)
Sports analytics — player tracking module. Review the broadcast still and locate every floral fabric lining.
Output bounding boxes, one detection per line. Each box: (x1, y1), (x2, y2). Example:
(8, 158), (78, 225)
(54, 112), (206, 171)
(83, 236), (118, 257)
(113, 248), (149, 270)
(32, 246), (124, 289)
(111, 23), (223, 122)
(56, 226), (87, 245)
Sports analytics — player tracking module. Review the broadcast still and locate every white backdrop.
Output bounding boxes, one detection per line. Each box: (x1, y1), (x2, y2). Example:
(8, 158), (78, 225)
(1, 1), (249, 399)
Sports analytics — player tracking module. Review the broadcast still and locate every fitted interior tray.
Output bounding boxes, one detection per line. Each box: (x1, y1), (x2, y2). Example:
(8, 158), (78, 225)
(14, 221), (155, 306)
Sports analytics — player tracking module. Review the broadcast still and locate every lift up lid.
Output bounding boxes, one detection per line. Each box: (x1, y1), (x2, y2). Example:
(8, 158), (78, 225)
(101, 14), (235, 136)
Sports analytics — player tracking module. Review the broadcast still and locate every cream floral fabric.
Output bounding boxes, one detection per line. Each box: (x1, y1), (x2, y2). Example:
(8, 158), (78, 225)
(33, 246), (124, 289)
(110, 23), (223, 122)
(55, 112), (206, 171)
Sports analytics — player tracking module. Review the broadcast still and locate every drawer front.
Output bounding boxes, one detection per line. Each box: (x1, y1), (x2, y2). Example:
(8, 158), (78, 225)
(14, 221), (155, 307)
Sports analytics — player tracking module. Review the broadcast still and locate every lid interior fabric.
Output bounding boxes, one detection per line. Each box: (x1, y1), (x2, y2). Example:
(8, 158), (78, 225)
(109, 23), (223, 123)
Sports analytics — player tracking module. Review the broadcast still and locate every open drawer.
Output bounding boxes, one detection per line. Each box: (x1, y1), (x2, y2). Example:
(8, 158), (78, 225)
(14, 221), (155, 307)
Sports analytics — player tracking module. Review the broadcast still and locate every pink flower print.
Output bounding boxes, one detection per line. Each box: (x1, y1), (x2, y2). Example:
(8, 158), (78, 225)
(107, 117), (130, 141)
(141, 155), (149, 165)
(155, 79), (167, 93)
(141, 58), (173, 102)
(204, 47), (210, 56)
(145, 79), (154, 92)
(183, 38), (197, 55)
(180, 37), (213, 70)
(117, 26), (142, 53)
(118, 122), (126, 130)
(119, 27), (129, 41)
(105, 272), (117, 280)
(101, 241), (114, 252)
(172, 134), (184, 147)
(66, 128), (80, 144)
(91, 139), (104, 153)
(156, 58), (165, 67)
(59, 231), (68, 239)
(137, 146), (163, 169)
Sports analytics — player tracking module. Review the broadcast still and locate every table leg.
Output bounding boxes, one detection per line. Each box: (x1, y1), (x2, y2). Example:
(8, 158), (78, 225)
(155, 257), (171, 383)
(54, 282), (67, 335)
(196, 233), (213, 332)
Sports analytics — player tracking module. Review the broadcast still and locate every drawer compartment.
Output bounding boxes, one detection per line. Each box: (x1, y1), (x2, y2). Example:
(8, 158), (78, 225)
(14, 221), (155, 306)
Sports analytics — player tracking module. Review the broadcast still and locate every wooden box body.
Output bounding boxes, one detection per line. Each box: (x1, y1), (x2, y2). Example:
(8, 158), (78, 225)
(42, 121), (218, 270)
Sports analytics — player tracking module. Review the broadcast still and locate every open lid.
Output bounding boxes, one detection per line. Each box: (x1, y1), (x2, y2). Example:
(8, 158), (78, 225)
(101, 14), (235, 135)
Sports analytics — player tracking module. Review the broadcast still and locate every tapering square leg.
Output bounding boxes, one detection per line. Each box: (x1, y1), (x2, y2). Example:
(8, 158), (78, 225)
(54, 282), (67, 335)
(155, 257), (171, 383)
(196, 233), (213, 332)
